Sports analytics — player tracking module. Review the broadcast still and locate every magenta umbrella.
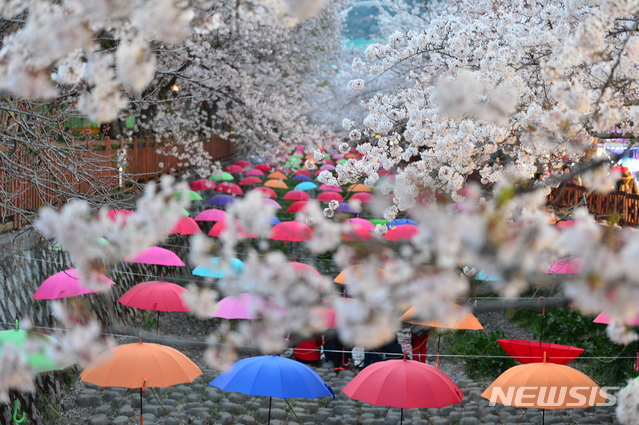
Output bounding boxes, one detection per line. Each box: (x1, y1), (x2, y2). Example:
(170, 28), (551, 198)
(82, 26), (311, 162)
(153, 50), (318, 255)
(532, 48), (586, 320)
(346, 218), (375, 231)
(212, 293), (286, 320)
(320, 164), (336, 171)
(33, 269), (115, 300)
(319, 184), (342, 193)
(544, 257), (583, 274)
(246, 169), (265, 176)
(124, 247), (185, 267)
(593, 311), (639, 326)
(194, 209), (228, 222)
(263, 198), (282, 209)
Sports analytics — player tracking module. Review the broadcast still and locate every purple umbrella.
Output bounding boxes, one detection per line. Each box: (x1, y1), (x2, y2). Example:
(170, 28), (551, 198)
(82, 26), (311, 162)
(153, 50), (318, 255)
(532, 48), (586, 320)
(207, 194), (236, 206)
(263, 198), (282, 209)
(336, 203), (359, 214)
(320, 164), (336, 171)
(292, 175), (312, 182)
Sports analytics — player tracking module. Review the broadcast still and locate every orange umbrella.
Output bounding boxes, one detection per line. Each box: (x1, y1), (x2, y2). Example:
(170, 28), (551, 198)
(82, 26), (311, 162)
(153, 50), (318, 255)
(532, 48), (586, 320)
(348, 184), (371, 193)
(482, 358), (605, 424)
(334, 265), (391, 284)
(400, 306), (483, 330)
(267, 171), (288, 180)
(264, 180), (288, 189)
(81, 341), (202, 425)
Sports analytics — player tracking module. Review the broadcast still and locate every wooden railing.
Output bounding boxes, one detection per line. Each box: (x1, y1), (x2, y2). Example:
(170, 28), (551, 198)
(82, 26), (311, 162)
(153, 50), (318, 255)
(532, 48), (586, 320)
(0, 135), (234, 229)
(549, 184), (639, 227)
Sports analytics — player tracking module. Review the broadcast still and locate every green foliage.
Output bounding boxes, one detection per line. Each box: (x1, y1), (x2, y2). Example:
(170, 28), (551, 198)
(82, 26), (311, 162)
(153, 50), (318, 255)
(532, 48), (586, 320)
(140, 313), (158, 331)
(451, 330), (516, 380)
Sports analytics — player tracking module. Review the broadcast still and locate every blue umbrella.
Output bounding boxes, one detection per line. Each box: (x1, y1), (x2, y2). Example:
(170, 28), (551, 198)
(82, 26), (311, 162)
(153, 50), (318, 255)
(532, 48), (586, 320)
(336, 203), (359, 214)
(268, 216), (281, 225)
(386, 218), (418, 227)
(207, 194), (236, 206)
(192, 257), (245, 278)
(292, 175), (312, 182)
(211, 355), (335, 423)
(476, 270), (502, 281)
(294, 182), (318, 191)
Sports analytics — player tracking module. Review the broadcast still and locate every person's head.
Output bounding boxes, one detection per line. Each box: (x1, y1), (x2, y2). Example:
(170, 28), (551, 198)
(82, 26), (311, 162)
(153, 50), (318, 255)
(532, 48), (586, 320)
(563, 166), (571, 174)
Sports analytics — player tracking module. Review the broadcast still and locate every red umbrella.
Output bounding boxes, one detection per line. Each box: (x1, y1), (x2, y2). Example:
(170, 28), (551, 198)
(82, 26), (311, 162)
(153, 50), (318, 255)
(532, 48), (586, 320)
(239, 177), (262, 186)
(215, 183), (243, 195)
(294, 169), (311, 176)
(169, 216), (201, 235)
(342, 355), (463, 423)
(118, 281), (189, 312)
(189, 179), (215, 191)
(209, 220), (257, 239)
(285, 262), (322, 279)
(283, 190), (311, 201)
(349, 192), (374, 203)
(251, 187), (277, 199)
(498, 339), (584, 365)
(106, 209), (135, 223)
(269, 221), (314, 242)
(287, 201), (309, 213)
(225, 165), (243, 173)
(342, 224), (372, 241)
(124, 247), (185, 267)
(255, 164), (271, 172)
(194, 209), (227, 222)
(236, 160), (251, 167)
(384, 225), (420, 241)
(245, 169), (265, 176)
(317, 192), (344, 202)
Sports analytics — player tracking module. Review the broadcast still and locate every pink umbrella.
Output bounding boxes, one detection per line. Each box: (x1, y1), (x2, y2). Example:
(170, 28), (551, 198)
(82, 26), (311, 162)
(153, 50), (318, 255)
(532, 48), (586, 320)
(209, 220), (257, 239)
(349, 192), (374, 203)
(251, 187), (277, 199)
(224, 165), (243, 173)
(342, 224), (372, 241)
(544, 257), (583, 274)
(118, 281), (189, 312)
(124, 247), (185, 267)
(212, 293), (285, 320)
(169, 216), (201, 235)
(324, 159), (334, 165)
(33, 269), (115, 300)
(283, 190), (311, 201)
(317, 192), (344, 202)
(106, 209), (135, 223)
(384, 225), (420, 241)
(239, 177), (262, 186)
(263, 198), (282, 209)
(320, 164), (335, 171)
(346, 218), (375, 231)
(319, 184), (342, 193)
(245, 169), (265, 176)
(285, 262), (322, 279)
(593, 311), (639, 326)
(194, 209), (228, 222)
(269, 221), (314, 242)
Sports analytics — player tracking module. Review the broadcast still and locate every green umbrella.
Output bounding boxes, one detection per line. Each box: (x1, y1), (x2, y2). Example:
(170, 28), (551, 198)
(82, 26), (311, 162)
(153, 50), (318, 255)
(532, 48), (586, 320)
(369, 219), (388, 227)
(209, 172), (234, 181)
(285, 147), (295, 151)
(174, 190), (203, 201)
(180, 208), (190, 216)
(291, 154), (304, 158)
(337, 159), (347, 164)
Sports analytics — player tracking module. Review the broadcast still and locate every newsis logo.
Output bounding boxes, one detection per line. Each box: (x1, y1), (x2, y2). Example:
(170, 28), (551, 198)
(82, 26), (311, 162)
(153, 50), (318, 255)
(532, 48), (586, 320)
(487, 387), (619, 407)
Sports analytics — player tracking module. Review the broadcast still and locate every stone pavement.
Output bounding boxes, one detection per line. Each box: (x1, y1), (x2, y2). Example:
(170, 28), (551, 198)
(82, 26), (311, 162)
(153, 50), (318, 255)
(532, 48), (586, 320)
(69, 362), (619, 425)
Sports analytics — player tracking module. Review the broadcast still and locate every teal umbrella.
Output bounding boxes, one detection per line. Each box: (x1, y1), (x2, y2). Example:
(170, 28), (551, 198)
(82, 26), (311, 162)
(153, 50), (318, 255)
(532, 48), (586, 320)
(209, 172), (234, 181)
(476, 270), (502, 281)
(294, 182), (318, 191)
(192, 257), (245, 278)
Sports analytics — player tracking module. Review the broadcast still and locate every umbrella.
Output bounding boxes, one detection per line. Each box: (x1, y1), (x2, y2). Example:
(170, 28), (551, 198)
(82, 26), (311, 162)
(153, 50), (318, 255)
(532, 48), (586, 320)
(269, 221), (314, 242)
(251, 187), (278, 199)
(236, 160), (251, 167)
(369, 219), (388, 227)
(192, 257), (245, 278)
(268, 171), (288, 180)
(124, 247), (185, 267)
(346, 218), (375, 231)
(209, 220), (257, 239)
(349, 192), (374, 203)
(169, 216), (200, 235)
(320, 164), (335, 171)
(173, 190), (203, 201)
(285, 261), (322, 279)
(263, 198), (282, 209)
(335, 202), (359, 214)
(211, 293), (285, 320)
(245, 169), (265, 176)
(334, 265), (391, 285)
(342, 224), (372, 241)
(239, 177), (262, 186)
(593, 311), (639, 326)
(207, 194), (236, 206)
(317, 192), (344, 202)
(544, 257), (583, 274)
(318, 184), (342, 192)
(476, 270), (502, 281)
(106, 209), (135, 224)
(342, 354), (463, 424)
(118, 281), (189, 331)
(264, 180), (288, 189)
(255, 164), (271, 172)
(215, 183), (244, 195)
(287, 201), (309, 213)
(401, 306), (483, 330)
(337, 159), (347, 164)
(194, 209), (227, 222)
(209, 172), (234, 181)
(497, 339), (584, 365)
(211, 355), (334, 424)
(81, 341), (202, 425)
(224, 165), (243, 173)
(294, 169), (311, 176)
(282, 190), (311, 201)
(292, 175), (312, 182)
(189, 179), (215, 191)
(295, 182), (318, 191)
(481, 358), (606, 424)
(33, 269), (115, 300)
(384, 224), (420, 241)
(386, 218), (418, 227)
(348, 184), (371, 192)
(268, 216), (281, 225)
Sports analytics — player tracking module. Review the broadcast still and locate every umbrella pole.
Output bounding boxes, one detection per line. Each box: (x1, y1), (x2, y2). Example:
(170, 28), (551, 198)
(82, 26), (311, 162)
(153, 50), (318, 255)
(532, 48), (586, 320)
(542, 409), (545, 425)
(400, 408), (404, 425)
(140, 388), (144, 425)
(436, 333), (441, 368)
(268, 396), (272, 424)
(156, 311), (160, 335)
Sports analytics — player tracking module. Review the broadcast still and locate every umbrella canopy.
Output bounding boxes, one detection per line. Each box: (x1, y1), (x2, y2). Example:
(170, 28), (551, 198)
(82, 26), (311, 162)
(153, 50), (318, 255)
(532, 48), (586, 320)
(169, 216), (200, 235)
(209, 220), (257, 239)
(236, 160), (251, 167)
(0, 324), (76, 372)
(268, 171), (288, 180)
(285, 262), (322, 279)
(209, 172), (234, 181)
(318, 184), (342, 192)
(263, 198), (282, 209)
(593, 311), (639, 326)
(207, 194), (236, 206)
(295, 182), (318, 191)
(481, 361), (605, 410)
(544, 257), (583, 274)
(214, 183), (244, 195)
(251, 187), (278, 199)
(498, 339), (584, 365)
(282, 190), (311, 201)
(194, 209), (228, 222)
(386, 218), (418, 227)
(269, 221), (314, 242)
(33, 269), (115, 300)
(245, 169), (265, 176)
(292, 175), (312, 182)
(335, 202), (359, 214)
(173, 190), (203, 201)
(224, 165), (243, 173)
(400, 306), (483, 330)
(239, 177), (262, 186)
(349, 192), (374, 203)
(317, 192), (344, 202)
(189, 179), (216, 191)
(346, 218), (375, 231)
(343, 357), (463, 410)
(384, 224), (420, 241)
(294, 169), (311, 176)
(118, 281), (189, 312)
(348, 184), (371, 192)
(106, 209), (135, 223)
(264, 180), (288, 189)
(124, 247), (185, 267)
(320, 164), (335, 171)
(342, 224), (372, 241)
(287, 201), (309, 213)
(212, 293), (285, 320)
(255, 164), (271, 172)
(334, 265), (391, 285)
(192, 257), (245, 278)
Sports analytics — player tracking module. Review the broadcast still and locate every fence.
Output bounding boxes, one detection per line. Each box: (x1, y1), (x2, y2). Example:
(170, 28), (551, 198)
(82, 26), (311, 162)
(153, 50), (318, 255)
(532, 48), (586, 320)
(548, 183), (639, 227)
(0, 135), (235, 230)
